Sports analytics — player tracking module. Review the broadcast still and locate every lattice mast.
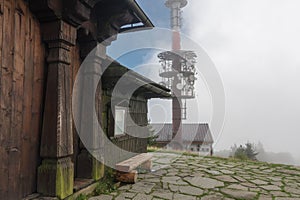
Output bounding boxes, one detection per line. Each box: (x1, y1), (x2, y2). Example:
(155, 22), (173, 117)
(158, 0), (197, 146)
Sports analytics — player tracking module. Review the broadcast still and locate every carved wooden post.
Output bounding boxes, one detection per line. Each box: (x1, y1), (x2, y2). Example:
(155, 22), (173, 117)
(37, 20), (76, 199)
(75, 39), (106, 181)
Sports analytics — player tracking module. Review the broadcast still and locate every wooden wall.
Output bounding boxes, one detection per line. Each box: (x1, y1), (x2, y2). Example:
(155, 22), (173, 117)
(0, 0), (45, 199)
(102, 93), (148, 163)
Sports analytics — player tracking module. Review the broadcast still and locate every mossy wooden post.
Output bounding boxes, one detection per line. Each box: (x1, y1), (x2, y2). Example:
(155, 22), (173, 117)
(92, 156), (105, 180)
(75, 39), (106, 181)
(37, 20), (76, 199)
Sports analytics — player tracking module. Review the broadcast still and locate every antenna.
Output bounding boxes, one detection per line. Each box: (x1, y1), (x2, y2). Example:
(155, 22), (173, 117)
(158, 0), (197, 149)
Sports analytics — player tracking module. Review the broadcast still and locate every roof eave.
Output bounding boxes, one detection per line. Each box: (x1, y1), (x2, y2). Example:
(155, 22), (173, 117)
(118, 0), (154, 33)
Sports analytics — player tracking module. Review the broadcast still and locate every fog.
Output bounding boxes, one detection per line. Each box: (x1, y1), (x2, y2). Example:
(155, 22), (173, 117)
(182, 0), (300, 164)
(108, 0), (300, 165)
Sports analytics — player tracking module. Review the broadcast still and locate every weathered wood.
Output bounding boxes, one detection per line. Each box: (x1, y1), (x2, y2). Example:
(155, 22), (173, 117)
(28, 14), (43, 196)
(37, 20), (76, 199)
(19, 1), (33, 196)
(0, 0), (7, 198)
(71, 44), (81, 179)
(9, 1), (26, 198)
(20, 3), (44, 196)
(1, 0), (14, 199)
(116, 170), (138, 184)
(0, 1), (45, 198)
(40, 20), (76, 158)
(115, 153), (153, 172)
(21, 8), (32, 197)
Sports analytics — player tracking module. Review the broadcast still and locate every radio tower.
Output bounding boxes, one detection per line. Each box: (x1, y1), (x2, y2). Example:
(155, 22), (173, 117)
(158, 0), (197, 149)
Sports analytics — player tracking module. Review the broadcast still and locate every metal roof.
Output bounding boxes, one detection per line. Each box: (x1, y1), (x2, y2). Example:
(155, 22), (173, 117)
(150, 123), (214, 143)
(102, 60), (171, 99)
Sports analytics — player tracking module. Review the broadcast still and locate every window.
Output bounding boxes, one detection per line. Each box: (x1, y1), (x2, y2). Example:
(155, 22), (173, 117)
(114, 106), (126, 136)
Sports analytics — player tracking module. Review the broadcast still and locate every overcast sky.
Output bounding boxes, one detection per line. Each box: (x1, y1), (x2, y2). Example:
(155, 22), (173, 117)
(108, 0), (300, 159)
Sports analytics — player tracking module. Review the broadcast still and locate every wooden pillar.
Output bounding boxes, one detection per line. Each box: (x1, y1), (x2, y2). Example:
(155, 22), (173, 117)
(75, 39), (106, 181)
(37, 20), (76, 199)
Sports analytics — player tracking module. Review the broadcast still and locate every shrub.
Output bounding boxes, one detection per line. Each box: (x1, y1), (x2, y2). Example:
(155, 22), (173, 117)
(233, 143), (258, 161)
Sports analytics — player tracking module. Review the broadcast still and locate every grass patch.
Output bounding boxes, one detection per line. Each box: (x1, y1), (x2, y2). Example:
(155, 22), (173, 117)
(93, 167), (117, 196)
(75, 194), (88, 200)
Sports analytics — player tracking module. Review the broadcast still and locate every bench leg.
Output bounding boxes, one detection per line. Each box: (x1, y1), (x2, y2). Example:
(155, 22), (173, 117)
(140, 160), (152, 172)
(116, 170), (138, 183)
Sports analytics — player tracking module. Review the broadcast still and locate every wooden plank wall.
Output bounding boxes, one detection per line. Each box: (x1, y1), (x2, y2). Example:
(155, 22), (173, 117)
(102, 95), (148, 163)
(0, 0), (45, 199)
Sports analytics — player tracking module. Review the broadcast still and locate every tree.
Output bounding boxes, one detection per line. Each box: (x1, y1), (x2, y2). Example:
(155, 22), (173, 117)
(233, 143), (259, 161)
(234, 145), (248, 160)
(245, 142), (259, 161)
(147, 123), (158, 146)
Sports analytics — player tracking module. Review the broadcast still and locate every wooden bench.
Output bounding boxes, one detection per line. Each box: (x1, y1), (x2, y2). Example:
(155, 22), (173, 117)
(115, 153), (153, 183)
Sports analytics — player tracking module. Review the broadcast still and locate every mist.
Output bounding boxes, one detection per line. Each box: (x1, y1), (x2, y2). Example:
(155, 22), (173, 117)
(183, 0), (300, 163)
(109, 0), (300, 165)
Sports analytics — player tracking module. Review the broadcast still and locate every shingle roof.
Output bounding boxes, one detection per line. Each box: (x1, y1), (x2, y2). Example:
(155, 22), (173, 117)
(150, 123), (214, 143)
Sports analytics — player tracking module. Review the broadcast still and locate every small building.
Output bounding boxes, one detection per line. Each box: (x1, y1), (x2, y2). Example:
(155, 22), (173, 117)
(101, 61), (171, 163)
(151, 123), (214, 155)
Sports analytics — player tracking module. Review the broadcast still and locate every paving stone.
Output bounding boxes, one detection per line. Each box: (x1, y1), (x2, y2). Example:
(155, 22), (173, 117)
(132, 193), (153, 200)
(152, 190), (174, 200)
(249, 187), (264, 192)
(220, 169), (235, 175)
(173, 193), (197, 200)
(152, 169), (168, 176)
(178, 185), (204, 196)
(169, 184), (179, 192)
(258, 195), (273, 200)
(269, 176), (283, 181)
(184, 177), (224, 189)
(118, 184), (132, 191)
(89, 195), (113, 200)
(162, 176), (182, 185)
(163, 182), (169, 189)
(250, 179), (269, 185)
(285, 187), (300, 195)
(205, 170), (222, 175)
(227, 184), (249, 190)
(214, 175), (238, 183)
(232, 176), (247, 183)
(221, 189), (258, 200)
(260, 184), (281, 191)
(119, 192), (136, 198)
(200, 193), (225, 200)
(270, 191), (290, 197)
(278, 169), (299, 176)
(144, 178), (161, 183)
(241, 182), (258, 188)
(130, 182), (156, 194)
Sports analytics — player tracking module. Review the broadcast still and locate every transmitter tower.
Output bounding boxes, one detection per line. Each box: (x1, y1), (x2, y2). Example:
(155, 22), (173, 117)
(158, 0), (197, 148)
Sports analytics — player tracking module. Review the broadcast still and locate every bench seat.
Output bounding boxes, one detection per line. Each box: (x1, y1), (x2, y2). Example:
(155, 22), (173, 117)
(116, 153), (153, 172)
(115, 153), (153, 183)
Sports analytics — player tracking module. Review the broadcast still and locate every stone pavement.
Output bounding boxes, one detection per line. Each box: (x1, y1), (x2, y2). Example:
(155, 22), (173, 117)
(89, 152), (300, 200)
